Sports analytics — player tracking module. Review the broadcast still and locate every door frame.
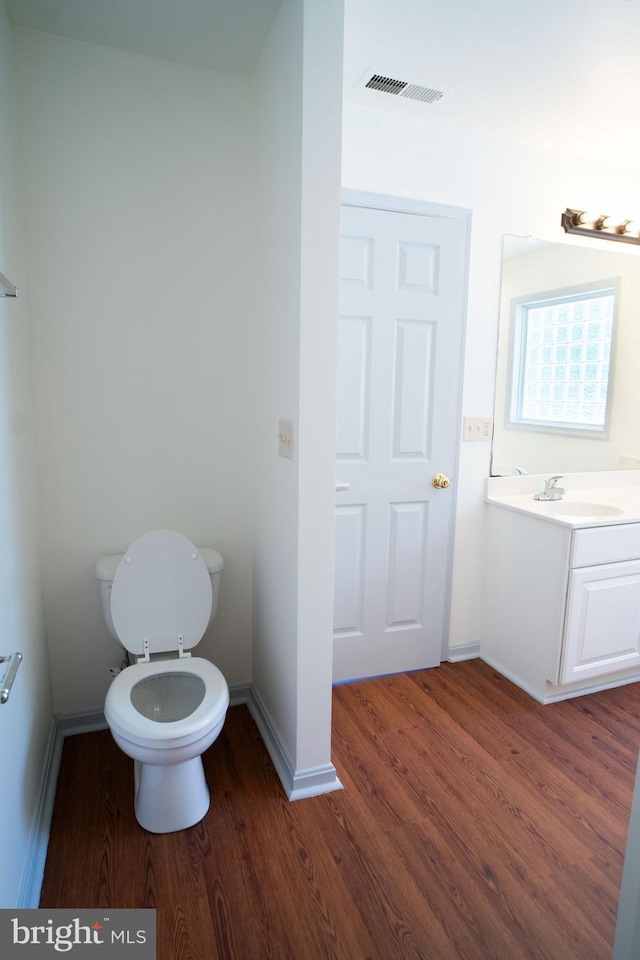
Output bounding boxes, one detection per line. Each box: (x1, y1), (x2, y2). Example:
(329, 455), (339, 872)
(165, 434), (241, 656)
(338, 188), (471, 662)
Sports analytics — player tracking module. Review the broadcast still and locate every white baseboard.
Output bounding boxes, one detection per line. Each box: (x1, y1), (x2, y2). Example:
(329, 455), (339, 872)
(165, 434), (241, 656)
(448, 641), (481, 662)
(17, 708), (110, 908)
(479, 654), (546, 703)
(286, 765), (344, 801)
(247, 686), (343, 801)
(228, 682), (251, 706)
(17, 719), (64, 908)
(480, 653), (640, 705)
(57, 707), (108, 736)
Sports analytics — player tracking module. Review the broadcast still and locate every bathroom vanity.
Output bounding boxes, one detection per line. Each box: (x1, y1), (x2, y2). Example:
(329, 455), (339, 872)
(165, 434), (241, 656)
(482, 472), (640, 702)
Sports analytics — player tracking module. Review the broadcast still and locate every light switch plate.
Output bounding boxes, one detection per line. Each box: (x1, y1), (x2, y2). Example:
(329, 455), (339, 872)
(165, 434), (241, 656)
(278, 419), (294, 459)
(463, 416), (493, 441)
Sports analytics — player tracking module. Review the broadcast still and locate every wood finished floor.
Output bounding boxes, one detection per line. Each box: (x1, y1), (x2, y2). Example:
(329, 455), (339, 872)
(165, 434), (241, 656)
(40, 659), (640, 959)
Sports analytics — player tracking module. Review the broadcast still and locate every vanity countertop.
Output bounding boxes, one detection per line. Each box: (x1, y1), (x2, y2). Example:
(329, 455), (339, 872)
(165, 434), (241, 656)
(486, 471), (640, 528)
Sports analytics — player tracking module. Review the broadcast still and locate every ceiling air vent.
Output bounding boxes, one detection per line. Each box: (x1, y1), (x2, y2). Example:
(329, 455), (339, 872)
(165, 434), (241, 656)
(365, 74), (444, 105)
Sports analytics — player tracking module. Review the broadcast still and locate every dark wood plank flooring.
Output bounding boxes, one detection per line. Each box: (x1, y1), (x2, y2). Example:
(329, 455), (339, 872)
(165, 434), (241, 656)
(40, 660), (640, 959)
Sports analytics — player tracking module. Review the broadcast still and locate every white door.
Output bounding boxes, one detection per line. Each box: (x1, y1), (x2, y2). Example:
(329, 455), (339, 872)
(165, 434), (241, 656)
(333, 192), (469, 682)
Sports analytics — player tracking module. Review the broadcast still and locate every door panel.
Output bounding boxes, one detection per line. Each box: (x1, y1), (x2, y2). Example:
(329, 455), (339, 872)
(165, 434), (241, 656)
(334, 504), (366, 636)
(387, 500), (428, 628)
(333, 196), (468, 682)
(561, 561), (640, 683)
(336, 315), (370, 461)
(392, 318), (435, 459)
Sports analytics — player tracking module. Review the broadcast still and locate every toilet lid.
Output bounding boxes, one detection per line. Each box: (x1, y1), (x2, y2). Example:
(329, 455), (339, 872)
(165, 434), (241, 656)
(110, 530), (213, 656)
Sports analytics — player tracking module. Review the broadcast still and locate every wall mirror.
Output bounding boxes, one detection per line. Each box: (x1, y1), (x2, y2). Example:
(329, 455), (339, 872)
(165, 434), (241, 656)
(491, 234), (640, 477)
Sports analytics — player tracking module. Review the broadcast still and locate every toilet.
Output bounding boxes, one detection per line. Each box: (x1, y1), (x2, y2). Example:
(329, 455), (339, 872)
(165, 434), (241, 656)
(95, 530), (229, 833)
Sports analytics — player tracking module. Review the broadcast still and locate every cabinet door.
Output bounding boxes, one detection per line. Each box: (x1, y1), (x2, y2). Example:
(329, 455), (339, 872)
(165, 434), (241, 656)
(561, 560), (640, 685)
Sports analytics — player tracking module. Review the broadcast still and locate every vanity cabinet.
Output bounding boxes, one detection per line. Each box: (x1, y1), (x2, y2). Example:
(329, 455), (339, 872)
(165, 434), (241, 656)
(482, 508), (640, 702)
(562, 527), (640, 684)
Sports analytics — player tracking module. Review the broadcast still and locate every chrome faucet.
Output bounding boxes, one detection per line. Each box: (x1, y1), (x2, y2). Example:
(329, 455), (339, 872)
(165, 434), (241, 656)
(534, 476), (565, 501)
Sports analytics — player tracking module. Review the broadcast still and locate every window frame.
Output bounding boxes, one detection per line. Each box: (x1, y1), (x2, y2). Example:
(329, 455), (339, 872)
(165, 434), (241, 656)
(506, 278), (619, 440)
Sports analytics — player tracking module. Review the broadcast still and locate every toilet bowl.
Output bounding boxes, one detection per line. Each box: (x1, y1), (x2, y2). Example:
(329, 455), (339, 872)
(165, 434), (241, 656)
(97, 530), (229, 833)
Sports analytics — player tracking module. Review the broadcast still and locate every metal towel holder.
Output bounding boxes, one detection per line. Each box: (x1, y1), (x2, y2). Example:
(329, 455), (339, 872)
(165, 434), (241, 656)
(0, 270), (17, 298)
(0, 652), (23, 703)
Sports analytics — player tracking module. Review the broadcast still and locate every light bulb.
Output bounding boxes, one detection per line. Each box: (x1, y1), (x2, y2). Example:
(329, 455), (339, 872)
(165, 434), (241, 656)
(572, 210), (601, 227)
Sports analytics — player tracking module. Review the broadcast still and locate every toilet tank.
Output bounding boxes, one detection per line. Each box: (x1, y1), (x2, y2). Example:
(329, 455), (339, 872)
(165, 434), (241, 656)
(95, 546), (224, 642)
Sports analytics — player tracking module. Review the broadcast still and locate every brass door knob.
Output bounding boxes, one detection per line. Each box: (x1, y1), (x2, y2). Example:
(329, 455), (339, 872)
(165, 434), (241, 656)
(432, 473), (451, 489)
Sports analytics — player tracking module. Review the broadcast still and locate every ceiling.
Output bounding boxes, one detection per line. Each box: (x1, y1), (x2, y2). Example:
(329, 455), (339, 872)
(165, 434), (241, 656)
(343, 0), (640, 165)
(4, 0), (284, 77)
(5, 0), (640, 165)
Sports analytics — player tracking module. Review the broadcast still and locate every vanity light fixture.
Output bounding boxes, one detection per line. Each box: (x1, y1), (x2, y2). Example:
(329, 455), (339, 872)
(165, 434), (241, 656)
(0, 269), (17, 297)
(561, 208), (640, 246)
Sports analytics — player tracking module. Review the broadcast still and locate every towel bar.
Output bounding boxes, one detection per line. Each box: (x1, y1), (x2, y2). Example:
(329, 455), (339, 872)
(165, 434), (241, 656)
(0, 652), (22, 703)
(0, 270), (17, 297)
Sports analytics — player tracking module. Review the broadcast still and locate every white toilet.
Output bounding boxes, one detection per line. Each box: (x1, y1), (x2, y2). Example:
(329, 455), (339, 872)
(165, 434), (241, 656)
(95, 530), (229, 834)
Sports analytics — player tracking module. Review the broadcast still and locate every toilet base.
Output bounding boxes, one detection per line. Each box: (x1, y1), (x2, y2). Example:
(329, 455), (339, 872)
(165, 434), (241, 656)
(134, 756), (210, 833)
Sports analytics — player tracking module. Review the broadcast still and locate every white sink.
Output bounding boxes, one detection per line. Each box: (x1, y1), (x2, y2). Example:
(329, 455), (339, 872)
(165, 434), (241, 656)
(545, 501), (625, 519)
(486, 475), (640, 527)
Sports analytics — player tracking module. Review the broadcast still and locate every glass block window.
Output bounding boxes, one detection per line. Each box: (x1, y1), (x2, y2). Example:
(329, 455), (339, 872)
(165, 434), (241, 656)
(508, 281), (617, 436)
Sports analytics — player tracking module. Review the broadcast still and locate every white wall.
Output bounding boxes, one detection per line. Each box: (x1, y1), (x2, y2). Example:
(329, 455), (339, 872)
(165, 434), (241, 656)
(494, 242), (640, 475)
(15, 0), (343, 789)
(341, 101), (640, 652)
(251, 0), (302, 759)
(15, 29), (256, 713)
(295, 0), (344, 772)
(0, 4), (53, 907)
(252, 0), (343, 778)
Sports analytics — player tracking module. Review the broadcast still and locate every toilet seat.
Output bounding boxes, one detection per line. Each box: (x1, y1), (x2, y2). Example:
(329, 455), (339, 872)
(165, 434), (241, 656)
(105, 657), (229, 749)
(110, 530), (213, 658)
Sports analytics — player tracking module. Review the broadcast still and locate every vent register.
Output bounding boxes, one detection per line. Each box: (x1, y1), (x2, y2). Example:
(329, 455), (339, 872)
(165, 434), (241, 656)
(365, 74), (444, 105)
